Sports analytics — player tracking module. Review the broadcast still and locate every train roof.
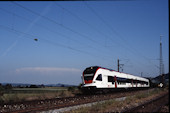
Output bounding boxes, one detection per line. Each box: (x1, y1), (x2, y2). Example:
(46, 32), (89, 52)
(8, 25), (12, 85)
(86, 66), (115, 71)
(86, 66), (149, 81)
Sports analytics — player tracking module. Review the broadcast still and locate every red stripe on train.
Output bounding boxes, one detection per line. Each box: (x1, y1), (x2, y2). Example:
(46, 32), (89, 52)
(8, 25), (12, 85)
(84, 80), (93, 84)
(114, 76), (117, 88)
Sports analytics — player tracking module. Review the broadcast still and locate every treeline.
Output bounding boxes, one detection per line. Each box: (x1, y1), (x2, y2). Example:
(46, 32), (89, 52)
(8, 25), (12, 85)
(0, 83), (45, 89)
(16, 84), (45, 88)
(0, 83), (13, 96)
(0, 83), (12, 90)
(0, 83), (46, 96)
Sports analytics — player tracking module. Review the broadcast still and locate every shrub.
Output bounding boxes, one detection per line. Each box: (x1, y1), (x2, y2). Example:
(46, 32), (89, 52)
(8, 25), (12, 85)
(29, 85), (38, 88)
(0, 83), (4, 96)
(67, 87), (76, 92)
(4, 84), (12, 90)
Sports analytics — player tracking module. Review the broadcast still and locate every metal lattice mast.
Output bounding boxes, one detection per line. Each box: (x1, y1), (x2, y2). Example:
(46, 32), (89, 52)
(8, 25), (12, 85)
(160, 35), (164, 86)
(160, 35), (162, 77)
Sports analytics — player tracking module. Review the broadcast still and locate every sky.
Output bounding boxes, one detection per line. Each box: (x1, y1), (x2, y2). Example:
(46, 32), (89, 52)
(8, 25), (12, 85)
(0, 0), (169, 85)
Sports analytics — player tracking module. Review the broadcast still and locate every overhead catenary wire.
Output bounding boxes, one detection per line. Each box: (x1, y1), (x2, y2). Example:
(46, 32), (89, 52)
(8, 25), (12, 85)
(0, 7), (93, 49)
(0, 7), (114, 60)
(11, 2), (100, 45)
(84, 1), (159, 74)
(54, 3), (110, 45)
(55, 2), (157, 76)
(10, 2), (116, 59)
(0, 24), (113, 62)
(13, 1), (156, 75)
(54, 2), (121, 49)
(54, 2), (144, 73)
(1, 1), (159, 76)
(54, 2), (142, 69)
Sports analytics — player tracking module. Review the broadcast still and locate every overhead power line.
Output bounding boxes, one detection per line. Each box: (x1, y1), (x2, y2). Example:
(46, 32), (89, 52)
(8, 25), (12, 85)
(5, 2), (159, 76)
(54, 2), (123, 51)
(84, 1), (159, 72)
(0, 24), (113, 62)
(55, 3), (110, 44)
(0, 7), (114, 60)
(11, 2), (99, 45)
(0, 7), (95, 49)
(10, 2), (116, 59)
(55, 2), (145, 63)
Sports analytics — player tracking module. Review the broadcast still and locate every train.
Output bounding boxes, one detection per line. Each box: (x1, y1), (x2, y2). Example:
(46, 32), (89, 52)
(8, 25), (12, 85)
(81, 66), (150, 93)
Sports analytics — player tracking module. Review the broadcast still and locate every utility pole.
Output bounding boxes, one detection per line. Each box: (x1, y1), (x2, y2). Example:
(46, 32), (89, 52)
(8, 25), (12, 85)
(117, 59), (124, 72)
(160, 35), (164, 87)
(160, 35), (162, 77)
(117, 59), (119, 72)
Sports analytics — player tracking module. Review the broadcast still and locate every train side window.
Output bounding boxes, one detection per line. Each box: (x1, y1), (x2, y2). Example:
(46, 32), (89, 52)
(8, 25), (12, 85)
(96, 74), (102, 81)
(108, 76), (115, 84)
(108, 76), (113, 82)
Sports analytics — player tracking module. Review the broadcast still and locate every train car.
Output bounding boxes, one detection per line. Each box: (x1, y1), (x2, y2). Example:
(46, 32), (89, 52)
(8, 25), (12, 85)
(81, 66), (150, 93)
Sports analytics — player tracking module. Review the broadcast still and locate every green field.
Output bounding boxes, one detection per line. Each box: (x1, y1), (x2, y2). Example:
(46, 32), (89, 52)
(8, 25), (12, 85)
(0, 87), (77, 103)
(7, 87), (67, 93)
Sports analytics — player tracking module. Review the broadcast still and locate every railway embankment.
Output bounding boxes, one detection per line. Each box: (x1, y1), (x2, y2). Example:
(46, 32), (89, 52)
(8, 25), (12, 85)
(0, 88), (168, 113)
(63, 88), (168, 113)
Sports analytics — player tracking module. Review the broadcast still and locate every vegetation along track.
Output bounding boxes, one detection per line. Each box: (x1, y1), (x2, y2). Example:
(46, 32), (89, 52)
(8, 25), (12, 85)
(123, 92), (169, 112)
(0, 88), (163, 113)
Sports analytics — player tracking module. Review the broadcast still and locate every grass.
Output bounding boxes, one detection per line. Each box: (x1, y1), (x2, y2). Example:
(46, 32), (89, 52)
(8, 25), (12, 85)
(4, 87), (67, 94)
(0, 87), (75, 103)
(66, 88), (168, 113)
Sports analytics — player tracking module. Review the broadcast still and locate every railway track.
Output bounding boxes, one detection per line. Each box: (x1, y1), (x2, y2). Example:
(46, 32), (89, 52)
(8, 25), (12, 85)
(0, 88), (166, 113)
(0, 93), (117, 113)
(122, 92), (169, 112)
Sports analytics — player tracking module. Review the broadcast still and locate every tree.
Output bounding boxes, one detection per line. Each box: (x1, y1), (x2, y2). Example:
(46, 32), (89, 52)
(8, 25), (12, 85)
(40, 84), (45, 88)
(0, 83), (4, 96)
(4, 84), (12, 89)
(68, 86), (75, 92)
(29, 85), (38, 88)
(78, 83), (82, 90)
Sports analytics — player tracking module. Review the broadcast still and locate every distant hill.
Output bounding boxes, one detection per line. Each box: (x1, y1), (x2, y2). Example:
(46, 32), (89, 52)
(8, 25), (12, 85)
(1, 83), (76, 88)
(45, 83), (76, 87)
(151, 73), (169, 85)
(1, 83), (31, 87)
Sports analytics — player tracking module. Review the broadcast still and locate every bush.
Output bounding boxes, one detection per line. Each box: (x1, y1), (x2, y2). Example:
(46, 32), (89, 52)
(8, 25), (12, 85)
(78, 83), (82, 90)
(0, 84), (4, 96)
(4, 84), (12, 90)
(29, 85), (38, 88)
(67, 87), (75, 92)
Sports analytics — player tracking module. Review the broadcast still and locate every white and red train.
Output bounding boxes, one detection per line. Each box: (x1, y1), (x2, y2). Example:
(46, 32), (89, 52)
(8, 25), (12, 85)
(81, 66), (150, 93)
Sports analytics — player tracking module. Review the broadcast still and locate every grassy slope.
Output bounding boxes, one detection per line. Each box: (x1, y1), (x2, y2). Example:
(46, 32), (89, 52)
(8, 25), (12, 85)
(0, 87), (76, 103)
(66, 88), (168, 113)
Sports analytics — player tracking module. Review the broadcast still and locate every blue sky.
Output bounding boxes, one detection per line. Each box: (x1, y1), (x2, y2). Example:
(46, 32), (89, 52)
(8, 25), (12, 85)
(0, 0), (169, 85)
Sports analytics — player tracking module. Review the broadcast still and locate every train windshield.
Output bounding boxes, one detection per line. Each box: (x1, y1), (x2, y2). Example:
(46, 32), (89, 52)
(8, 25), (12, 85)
(83, 66), (99, 81)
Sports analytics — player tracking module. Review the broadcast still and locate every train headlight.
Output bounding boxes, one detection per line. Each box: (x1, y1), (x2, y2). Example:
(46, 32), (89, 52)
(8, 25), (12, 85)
(93, 81), (96, 83)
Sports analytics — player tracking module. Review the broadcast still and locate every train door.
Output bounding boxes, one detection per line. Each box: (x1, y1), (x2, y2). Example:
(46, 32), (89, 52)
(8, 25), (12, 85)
(114, 76), (117, 88)
(131, 79), (133, 87)
(107, 76), (114, 87)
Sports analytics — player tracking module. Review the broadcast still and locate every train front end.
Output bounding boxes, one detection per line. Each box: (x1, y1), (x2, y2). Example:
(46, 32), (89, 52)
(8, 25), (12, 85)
(81, 66), (99, 92)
